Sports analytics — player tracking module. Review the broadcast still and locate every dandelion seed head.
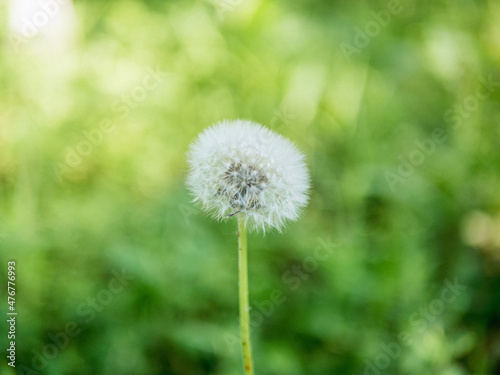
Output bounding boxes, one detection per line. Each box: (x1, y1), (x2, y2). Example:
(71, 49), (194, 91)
(186, 119), (310, 232)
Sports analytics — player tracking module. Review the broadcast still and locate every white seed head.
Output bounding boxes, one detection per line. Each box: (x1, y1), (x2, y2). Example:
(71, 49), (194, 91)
(186, 119), (310, 232)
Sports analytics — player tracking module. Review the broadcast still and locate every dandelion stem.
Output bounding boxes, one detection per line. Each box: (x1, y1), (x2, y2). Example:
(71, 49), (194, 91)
(238, 216), (254, 375)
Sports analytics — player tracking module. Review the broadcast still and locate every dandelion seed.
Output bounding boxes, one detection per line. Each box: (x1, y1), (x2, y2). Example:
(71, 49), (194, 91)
(186, 119), (310, 232)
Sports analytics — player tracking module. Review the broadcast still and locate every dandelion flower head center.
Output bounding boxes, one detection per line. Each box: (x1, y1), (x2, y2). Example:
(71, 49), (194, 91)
(221, 161), (268, 211)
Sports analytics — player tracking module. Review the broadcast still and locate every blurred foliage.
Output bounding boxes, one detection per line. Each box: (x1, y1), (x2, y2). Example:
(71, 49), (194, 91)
(0, 0), (500, 374)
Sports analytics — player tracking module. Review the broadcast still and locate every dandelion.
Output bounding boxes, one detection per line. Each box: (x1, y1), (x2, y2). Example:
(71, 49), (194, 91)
(186, 119), (310, 374)
(187, 119), (310, 232)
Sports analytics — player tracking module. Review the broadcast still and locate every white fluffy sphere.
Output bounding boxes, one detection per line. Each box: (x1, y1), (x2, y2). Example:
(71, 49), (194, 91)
(186, 119), (310, 232)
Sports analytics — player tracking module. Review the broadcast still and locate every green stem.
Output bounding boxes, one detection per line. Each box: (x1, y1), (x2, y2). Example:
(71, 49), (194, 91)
(238, 217), (254, 375)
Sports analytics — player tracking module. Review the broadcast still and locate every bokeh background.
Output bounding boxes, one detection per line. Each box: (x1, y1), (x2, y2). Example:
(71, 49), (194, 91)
(1, 0), (500, 374)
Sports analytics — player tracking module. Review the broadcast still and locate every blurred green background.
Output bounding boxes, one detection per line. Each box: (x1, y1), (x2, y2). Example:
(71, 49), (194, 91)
(1, 0), (500, 374)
